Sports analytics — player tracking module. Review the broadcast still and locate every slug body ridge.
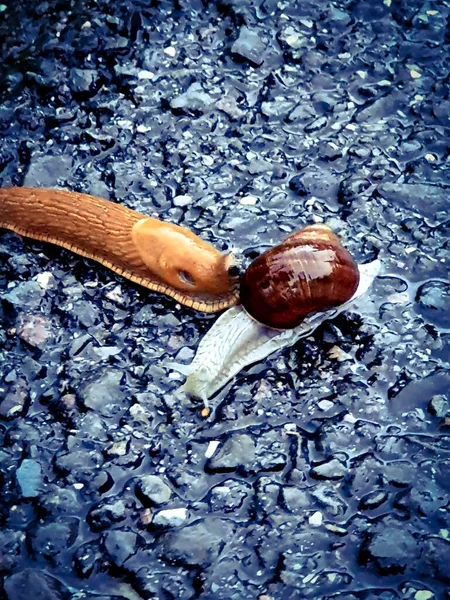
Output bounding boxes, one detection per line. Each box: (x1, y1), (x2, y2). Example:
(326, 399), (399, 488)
(0, 187), (238, 312)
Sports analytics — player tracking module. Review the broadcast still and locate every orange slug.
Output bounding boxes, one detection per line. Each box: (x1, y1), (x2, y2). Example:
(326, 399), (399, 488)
(0, 187), (240, 312)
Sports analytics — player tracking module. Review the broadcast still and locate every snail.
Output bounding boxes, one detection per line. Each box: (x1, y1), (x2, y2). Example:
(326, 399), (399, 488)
(175, 225), (380, 405)
(0, 187), (240, 312)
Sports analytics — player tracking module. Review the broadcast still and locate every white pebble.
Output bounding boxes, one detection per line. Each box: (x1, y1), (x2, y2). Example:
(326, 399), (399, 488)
(137, 124), (151, 133)
(205, 441), (220, 458)
(240, 195), (258, 205)
(309, 511), (323, 526)
(138, 70), (154, 80)
(318, 399), (334, 411)
(164, 46), (176, 57)
(173, 195), (192, 207)
(153, 508), (188, 527)
(35, 272), (54, 289)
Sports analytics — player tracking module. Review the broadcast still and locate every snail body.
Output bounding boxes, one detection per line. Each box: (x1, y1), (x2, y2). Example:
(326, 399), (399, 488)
(240, 224), (360, 329)
(0, 187), (239, 312)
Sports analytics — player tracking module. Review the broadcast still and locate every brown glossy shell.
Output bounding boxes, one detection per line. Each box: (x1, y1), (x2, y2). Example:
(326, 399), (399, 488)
(239, 224), (360, 329)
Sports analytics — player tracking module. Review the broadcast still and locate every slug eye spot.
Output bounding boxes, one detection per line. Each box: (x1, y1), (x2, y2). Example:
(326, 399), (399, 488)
(228, 264), (241, 278)
(178, 270), (196, 287)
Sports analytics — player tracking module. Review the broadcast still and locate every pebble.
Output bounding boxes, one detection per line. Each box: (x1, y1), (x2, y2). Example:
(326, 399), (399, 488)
(3, 281), (44, 309)
(4, 569), (70, 600)
(68, 68), (97, 93)
(104, 530), (137, 566)
(231, 26), (266, 66)
(239, 195), (258, 205)
(205, 441), (220, 458)
(170, 83), (213, 113)
(136, 475), (172, 506)
(310, 458), (347, 480)
(173, 194), (193, 207)
(153, 508), (188, 527)
(16, 459), (43, 498)
(414, 592), (434, 600)
(415, 280), (450, 328)
(16, 314), (51, 348)
(159, 518), (233, 568)
(308, 511), (323, 526)
(164, 46), (176, 57)
(427, 395), (449, 418)
(138, 70), (154, 80)
(79, 371), (125, 416)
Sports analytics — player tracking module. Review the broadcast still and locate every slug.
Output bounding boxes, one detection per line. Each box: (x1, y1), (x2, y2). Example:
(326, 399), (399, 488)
(175, 225), (381, 405)
(0, 187), (240, 312)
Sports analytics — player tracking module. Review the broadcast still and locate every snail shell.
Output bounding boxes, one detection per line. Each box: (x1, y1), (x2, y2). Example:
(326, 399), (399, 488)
(240, 224), (360, 329)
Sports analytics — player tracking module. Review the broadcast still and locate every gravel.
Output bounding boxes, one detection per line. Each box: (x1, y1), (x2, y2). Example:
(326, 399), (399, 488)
(1, 0), (450, 599)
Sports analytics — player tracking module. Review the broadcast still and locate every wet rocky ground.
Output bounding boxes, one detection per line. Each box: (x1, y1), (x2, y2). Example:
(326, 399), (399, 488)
(0, 0), (450, 598)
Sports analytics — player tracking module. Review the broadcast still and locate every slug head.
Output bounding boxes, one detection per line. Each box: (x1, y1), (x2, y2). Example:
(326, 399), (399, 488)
(132, 218), (240, 297)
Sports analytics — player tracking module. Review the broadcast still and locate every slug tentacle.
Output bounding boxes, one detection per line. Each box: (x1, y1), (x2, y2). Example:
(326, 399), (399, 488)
(0, 187), (239, 312)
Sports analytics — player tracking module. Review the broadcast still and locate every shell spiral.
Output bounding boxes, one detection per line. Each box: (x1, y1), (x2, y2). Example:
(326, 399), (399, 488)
(239, 224), (360, 329)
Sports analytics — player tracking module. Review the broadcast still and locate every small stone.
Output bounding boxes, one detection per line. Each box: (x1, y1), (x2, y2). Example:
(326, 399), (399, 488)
(231, 26), (266, 67)
(324, 524), (348, 536)
(16, 314), (51, 348)
(428, 395), (449, 418)
(153, 508), (188, 527)
(359, 525), (418, 575)
(138, 70), (154, 80)
(136, 475), (172, 506)
(104, 530), (137, 566)
(16, 459), (43, 498)
(173, 195), (193, 207)
(358, 490), (388, 510)
(410, 69), (422, 79)
(425, 153), (436, 162)
(0, 378), (28, 419)
(159, 518), (233, 568)
(164, 46), (176, 57)
(68, 68), (97, 93)
(35, 272), (54, 289)
(205, 441), (220, 458)
(170, 82), (213, 113)
(4, 569), (70, 600)
(416, 280), (450, 328)
(207, 433), (256, 473)
(239, 195), (258, 206)
(215, 96), (245, 119)
(289, 175), (308, 196)
(29, 518), (80, 563)
(3, 281), (44, 309)
(87, 498), (129, 532)
(282, 487), (309, 512)
(310, 458), (347, 480)
(79, 371), (125, 416)
(309, 511), (323, 526)
(414, 592), (434, 600)
(317, 399), (334, 411)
